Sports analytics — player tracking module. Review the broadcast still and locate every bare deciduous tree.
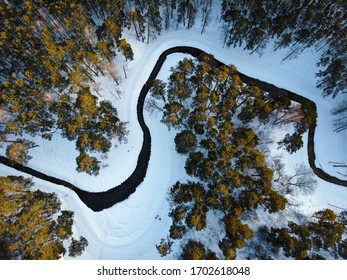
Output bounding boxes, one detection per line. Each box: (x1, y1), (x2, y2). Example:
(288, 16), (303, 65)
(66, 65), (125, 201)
(91, 82), (102, 97)
(273, 104), (304, 126)
(145, 98), (163, 116)
(103, 61), (121, 85)
(273, 159), (317, 196)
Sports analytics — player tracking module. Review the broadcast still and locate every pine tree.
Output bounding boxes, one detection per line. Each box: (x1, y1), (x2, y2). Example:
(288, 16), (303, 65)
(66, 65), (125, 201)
(76, 153), (101, 176)
(174, 130), (197, 154)
(316, 57), (346, 98)
(5, 139), (38, 165)
(177, 0), (196, 29)
(129, 9), (146, 41)
(278, 132), (303, 154)
(219, 0), (346, 98)
(219, 239), (236, 260)
(169, 223), (185, 239)
(308, 209), (344, 250)
(117, 38), (134, 61)
(338, 239), (347, 259)
(223, 216), (253, 249)
(143, 0), (162, 43)
(156, 54), (297, 258)
(150, 79), (167, 102)
(181, 239), (210, 260)
(156, 237), (173, 257)
(68, 236), (89, 257)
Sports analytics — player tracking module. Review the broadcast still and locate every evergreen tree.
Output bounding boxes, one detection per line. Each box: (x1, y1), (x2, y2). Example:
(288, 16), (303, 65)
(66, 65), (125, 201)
(200, 0), (212, 34)
(169, 223), (185, 239)
(223, 216), (253, 249)
(181, 239), (216, 260)
(76, 153), (101, 176)
(143, 0), (162, 43)
(129, 8), (146, 41)
(117, 38), (134, 61)
(338, 239), (347, 259)
(174, 130), (197, 154)
(5, 139), (38, 165)
(156, 237), (173, 257)
(220, 0), (346, 98)
(308, 209), (344, 250)
(278, 132), (304, 154)
(68, 236), (89, 257)
(177, 0), (196, 29)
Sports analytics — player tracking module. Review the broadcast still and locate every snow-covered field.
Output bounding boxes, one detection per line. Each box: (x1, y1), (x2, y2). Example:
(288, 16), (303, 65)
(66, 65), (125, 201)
(0, 9), (346, 259)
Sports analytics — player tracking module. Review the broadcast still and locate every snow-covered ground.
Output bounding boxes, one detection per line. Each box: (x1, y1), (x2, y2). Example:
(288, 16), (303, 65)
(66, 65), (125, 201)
(0, 9), (346, 259)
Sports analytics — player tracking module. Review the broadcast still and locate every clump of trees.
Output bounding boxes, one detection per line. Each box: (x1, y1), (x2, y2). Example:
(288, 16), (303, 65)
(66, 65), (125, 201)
(248, 209), (347, 260)
(51, 88), (128, 175)
(0, 176), (88, 259)
(152, 54), (315, 259)
(181, 239), (217, 260)
(220, 0), (346, 99)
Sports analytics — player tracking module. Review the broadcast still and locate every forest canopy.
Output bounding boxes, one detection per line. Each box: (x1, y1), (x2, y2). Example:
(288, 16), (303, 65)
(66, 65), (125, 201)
(0, 176), (88, 259)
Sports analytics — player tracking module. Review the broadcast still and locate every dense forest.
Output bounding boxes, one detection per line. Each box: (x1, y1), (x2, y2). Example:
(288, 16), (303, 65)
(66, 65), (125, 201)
(0, 0), (346, 259)
(150, 55), (346, 259)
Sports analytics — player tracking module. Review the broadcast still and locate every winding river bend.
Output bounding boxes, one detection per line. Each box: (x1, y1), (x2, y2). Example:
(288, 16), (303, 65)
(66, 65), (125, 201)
(1, 46), (346, 212)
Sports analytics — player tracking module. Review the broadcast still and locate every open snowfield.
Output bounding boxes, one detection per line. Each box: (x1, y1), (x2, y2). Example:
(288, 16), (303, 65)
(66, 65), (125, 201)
(0, 7), (346, 259)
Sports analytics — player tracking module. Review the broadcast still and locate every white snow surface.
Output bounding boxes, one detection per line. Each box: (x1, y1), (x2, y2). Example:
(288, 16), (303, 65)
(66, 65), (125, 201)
(0, 11), (346, 259)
